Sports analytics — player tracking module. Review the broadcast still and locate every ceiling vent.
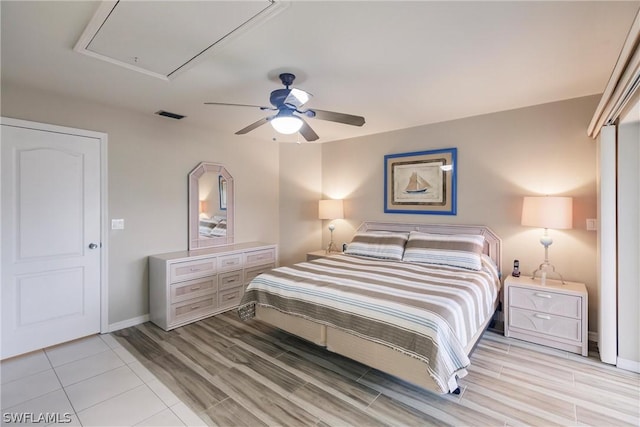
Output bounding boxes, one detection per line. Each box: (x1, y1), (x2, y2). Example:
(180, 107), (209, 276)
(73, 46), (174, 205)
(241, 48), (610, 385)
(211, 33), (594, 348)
(74, 1), (286, 81)
(155, 110), (186, 120)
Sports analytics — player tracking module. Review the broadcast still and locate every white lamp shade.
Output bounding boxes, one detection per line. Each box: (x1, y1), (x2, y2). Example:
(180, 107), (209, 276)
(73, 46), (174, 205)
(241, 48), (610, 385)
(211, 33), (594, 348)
(271, 115), (303, 134)
(318, 199), (344, 220)
(521, 196), (573, 229)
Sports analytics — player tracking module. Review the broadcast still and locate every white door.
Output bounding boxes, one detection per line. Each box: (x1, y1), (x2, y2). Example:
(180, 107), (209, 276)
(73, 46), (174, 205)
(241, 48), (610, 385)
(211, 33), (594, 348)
(1, 119), (104, 359)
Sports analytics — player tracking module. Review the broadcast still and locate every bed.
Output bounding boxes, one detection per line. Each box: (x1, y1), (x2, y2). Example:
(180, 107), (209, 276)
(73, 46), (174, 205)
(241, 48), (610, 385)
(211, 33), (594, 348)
(238, 222), (502, 394)
(199, 217), (227, 237)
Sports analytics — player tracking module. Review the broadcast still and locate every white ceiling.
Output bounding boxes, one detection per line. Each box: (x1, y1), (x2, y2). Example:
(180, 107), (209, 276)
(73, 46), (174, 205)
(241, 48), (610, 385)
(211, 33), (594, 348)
(2, 1), (638, 143)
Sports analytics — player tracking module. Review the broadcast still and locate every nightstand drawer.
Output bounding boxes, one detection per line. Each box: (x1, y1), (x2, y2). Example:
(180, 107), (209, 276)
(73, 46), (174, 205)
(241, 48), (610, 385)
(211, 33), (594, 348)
(219, 269), (243, 290)
(509, 307), (581, 341)
(170, 276), (216, 303)
(509, 286), (582, 318)
(170, 258), (217, 282)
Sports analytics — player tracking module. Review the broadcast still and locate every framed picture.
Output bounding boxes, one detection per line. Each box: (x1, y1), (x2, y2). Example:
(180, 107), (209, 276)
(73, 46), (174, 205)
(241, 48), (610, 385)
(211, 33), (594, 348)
(384, 147), (457, 215)
(219, 176), (227, 210)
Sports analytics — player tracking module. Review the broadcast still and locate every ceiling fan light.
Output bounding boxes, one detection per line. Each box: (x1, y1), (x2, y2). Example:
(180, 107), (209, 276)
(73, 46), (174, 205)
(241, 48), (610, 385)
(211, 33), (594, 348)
(271, 115), (303, 134)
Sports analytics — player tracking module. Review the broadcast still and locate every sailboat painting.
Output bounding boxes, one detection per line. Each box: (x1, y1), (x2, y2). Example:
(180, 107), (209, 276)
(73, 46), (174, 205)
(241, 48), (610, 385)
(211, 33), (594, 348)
(404, 172), (432, 194)
(384, 148), (457, 215)
(393, 162), (443, 203)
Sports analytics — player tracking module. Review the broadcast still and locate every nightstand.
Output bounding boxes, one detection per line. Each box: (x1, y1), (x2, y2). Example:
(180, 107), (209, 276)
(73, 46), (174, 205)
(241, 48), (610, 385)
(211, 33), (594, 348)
(306, 250), (339, 261)
(504, 275), (588, 356)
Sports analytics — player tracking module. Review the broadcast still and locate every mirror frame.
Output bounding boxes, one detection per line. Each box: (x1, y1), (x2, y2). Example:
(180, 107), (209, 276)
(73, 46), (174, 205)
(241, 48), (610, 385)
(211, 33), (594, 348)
(188, 162), (234, 250)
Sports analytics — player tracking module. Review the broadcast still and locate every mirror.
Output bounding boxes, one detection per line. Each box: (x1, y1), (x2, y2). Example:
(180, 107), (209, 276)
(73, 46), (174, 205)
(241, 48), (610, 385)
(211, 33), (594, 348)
(188, 162), (234, 250)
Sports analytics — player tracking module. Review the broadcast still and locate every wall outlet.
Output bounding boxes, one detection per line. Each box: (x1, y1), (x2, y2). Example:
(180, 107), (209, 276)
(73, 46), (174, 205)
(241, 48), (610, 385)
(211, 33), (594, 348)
(586, 218), (597, 231)
(111, 219), (125, 230)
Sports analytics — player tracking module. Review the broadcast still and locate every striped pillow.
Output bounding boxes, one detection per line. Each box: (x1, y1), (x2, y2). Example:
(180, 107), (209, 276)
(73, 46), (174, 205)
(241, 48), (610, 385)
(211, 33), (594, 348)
(209, 220), (227, 236)
(344, 231), (409, 260)
(199, 219), (217, 235)
(402, 231), (485, 270)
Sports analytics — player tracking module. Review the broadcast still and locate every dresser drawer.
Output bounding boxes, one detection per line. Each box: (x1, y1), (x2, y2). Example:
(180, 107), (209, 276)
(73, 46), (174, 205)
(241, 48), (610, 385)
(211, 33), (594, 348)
(509, 307), (581, 341)
(218, 253), (242, 271)
(170, 276), (216, 303)
(170, 294), (217, 324)
(244, 263), (275, 283)
(509, 286), (582, 318)
(170, 258), (216, 282)
(219, 269), (243, 290)
(218, 285), (243, 309)
(244, 248), (276, 266)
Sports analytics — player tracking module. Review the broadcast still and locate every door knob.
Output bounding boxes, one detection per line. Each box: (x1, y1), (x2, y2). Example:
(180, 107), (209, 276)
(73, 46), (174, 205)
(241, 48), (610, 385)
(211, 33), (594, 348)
(88, 243), (99, 249)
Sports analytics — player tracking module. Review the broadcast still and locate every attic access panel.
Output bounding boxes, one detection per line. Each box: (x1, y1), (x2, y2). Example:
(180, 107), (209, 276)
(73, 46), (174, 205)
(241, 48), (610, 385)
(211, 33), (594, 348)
(74, 0), (283, 80)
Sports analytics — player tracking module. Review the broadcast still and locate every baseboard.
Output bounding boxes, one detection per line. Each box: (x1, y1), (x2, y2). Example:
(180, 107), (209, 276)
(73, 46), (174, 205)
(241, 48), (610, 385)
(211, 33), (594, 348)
(107, 314), (149, 333)
(588, 331), (598, 343)
(617, 357), (640, 373)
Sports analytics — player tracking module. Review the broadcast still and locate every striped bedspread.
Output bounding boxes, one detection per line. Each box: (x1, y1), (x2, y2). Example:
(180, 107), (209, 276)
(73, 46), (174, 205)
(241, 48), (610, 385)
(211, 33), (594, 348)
(238, 254), (500, 393)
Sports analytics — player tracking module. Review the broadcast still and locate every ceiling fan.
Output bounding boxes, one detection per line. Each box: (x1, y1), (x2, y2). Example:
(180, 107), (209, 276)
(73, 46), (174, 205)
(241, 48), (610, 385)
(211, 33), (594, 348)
(205, 73), (365, 141)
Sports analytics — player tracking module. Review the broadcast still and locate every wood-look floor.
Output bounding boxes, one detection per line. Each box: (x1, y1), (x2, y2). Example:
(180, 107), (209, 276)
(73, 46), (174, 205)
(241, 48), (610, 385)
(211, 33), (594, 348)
(112, 312), (640, 427)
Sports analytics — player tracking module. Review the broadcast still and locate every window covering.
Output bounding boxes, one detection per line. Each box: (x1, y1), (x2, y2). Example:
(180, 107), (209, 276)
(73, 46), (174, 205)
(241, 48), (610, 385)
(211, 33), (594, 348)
(588, 10), (640, 137)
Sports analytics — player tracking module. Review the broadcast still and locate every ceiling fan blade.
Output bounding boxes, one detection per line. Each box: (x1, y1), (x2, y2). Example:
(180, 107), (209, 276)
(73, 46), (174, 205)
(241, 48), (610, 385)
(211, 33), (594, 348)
(235, 116), (271, 135)
(309, 109), (365, 127)
(205, 102), (273, 110)
(285, 88), (312, 108)
(299, 118), (319, 142)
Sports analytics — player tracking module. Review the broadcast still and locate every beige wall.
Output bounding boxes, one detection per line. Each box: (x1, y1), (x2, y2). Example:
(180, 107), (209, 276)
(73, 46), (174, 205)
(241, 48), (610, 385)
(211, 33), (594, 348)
(316, 96), (601, 332)
(278, 144), (322, 265)
(2, 81), (602, 334)
(2, 83), (280, 326)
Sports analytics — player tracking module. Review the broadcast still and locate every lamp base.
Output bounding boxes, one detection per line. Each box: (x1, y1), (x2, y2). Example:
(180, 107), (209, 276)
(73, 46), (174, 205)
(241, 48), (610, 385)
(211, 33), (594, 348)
(532, 232), (565, 284)
(325, 241), (339, 254)
(531, 261), (566, 284)
(325, 226), (339, 253)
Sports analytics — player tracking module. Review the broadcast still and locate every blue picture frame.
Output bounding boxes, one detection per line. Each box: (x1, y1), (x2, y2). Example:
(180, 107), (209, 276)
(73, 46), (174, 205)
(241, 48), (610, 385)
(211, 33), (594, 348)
(384, 147), (457, 215)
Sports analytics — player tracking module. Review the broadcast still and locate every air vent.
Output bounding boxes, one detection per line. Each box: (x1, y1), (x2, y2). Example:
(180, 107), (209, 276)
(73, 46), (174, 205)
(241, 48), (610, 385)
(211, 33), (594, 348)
(155, 110), (186, 120)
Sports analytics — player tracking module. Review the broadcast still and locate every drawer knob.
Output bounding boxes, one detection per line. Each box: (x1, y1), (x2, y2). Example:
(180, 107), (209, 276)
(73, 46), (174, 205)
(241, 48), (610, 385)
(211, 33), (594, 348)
(534, 313), (551, 320)
(190, 286), (201, 291)
(534, 293), (552, 299)
(190, 305), (200, 310)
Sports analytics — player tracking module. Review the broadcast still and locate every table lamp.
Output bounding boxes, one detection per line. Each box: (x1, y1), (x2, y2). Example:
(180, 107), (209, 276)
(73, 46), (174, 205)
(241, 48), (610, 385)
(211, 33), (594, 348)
(318, 199), (344, 253)
(521, 196), (573, 284)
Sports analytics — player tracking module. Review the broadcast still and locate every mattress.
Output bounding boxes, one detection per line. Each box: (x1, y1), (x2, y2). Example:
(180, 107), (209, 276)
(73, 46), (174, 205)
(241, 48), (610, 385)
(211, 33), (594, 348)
(239, 253), (500, 393)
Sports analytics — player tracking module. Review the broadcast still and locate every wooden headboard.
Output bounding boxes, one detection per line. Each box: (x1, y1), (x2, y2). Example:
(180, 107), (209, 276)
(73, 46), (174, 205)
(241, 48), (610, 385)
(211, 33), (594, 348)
(356, 221), (502, 275)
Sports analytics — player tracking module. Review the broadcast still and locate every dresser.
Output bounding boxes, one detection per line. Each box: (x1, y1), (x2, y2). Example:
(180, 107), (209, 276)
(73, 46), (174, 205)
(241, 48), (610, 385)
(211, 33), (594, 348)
(504, 275), (588, 356)
(149, 242), (277, 331)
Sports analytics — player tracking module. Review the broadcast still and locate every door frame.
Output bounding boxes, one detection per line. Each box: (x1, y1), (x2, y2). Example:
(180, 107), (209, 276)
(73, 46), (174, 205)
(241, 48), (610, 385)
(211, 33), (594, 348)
(1, 117), (109, 334)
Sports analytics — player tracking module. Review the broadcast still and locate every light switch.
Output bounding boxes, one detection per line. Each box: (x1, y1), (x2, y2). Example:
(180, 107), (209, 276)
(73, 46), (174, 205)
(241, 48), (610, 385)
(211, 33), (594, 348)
(586, 218), (597, 231)
(111, 219), (125, 230)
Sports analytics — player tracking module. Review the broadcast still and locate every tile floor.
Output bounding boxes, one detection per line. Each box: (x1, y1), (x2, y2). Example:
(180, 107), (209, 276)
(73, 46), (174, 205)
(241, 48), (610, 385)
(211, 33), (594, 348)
(0, 334), (206, 426)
